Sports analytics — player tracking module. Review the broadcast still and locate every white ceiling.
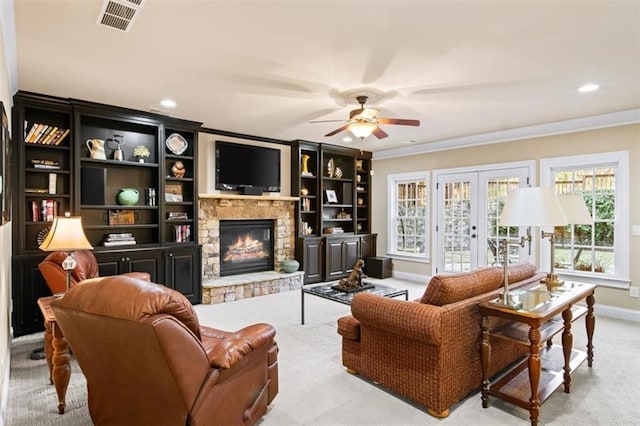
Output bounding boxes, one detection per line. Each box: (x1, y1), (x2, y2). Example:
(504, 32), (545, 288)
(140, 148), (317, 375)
(12, 0), (640, 153)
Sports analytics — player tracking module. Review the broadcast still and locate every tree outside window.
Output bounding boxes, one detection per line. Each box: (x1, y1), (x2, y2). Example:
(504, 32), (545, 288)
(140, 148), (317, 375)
(387, 172), (429, 259)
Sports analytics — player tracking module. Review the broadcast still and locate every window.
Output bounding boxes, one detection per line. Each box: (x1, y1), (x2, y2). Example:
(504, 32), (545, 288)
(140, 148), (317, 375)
(387, 172), (429, 261)
(541, 151), (629, 288)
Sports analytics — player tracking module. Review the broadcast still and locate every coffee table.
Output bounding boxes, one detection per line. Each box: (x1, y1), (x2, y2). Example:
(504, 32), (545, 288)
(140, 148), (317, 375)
(301, 281), (408, 324)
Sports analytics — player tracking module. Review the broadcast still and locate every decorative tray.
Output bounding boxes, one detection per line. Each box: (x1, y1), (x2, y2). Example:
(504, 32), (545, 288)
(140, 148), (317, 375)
(165, 133), (188, 155)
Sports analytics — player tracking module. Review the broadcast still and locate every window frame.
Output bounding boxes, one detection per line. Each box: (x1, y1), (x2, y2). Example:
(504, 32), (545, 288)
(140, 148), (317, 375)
(386, 171), (430, 262)
(541, 151), (630, 289)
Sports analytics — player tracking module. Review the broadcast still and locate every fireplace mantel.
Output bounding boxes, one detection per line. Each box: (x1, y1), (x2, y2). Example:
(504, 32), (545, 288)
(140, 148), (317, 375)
(199, 193), (299, 202)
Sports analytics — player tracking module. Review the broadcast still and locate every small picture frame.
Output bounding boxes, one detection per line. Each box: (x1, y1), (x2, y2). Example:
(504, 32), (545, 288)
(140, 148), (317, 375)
(165, 184), (183, 202)
(325, 189), (338, 204)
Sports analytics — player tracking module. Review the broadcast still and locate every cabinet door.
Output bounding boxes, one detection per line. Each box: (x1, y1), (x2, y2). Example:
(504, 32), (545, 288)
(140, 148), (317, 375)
(95, 249), (163, 283)
(165, 245), (201, 304)
(360, 233), (377, 259)
(303, 237), (323, 284)
(343, 237), (360, 273)
(12, 256), (51, 336)
(325, 238), (345, 279)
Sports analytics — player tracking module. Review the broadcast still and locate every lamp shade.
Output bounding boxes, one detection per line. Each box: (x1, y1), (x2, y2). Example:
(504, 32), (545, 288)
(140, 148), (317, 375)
(348, 122), (377, 139)
(39, 215), (93, 252)
(499, 187), (567, 227)
(557, 193), (592, 224)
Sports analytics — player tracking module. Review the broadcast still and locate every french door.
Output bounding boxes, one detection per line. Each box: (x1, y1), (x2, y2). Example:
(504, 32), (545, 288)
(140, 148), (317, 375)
(434, 165), (532, 273)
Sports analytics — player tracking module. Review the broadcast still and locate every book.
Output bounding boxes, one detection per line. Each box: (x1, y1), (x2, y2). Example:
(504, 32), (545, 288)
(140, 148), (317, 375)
(48, 173), (57, 194)
(24, 122), (39, 141)
(32, 125), (50, 144)
(31, 200), (40, 221)
(41, 126), (59, 144)
(103, 240), (137, 247)
(52, 128), (70, 145)
(26, 124), (45, 143)
(25, 188), (49, 193)
(32, 159), (60, 166)
(33, 164), (61, 170)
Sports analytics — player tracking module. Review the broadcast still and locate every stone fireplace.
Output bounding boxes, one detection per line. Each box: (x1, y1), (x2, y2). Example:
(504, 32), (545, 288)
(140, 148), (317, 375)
(199, 195), (303, 303)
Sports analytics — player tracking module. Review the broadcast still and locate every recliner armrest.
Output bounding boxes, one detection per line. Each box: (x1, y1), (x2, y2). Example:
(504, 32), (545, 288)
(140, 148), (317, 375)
(206, 323), (276, 369)
(350, 293), (444, 345)
(121, 272), (151, 282)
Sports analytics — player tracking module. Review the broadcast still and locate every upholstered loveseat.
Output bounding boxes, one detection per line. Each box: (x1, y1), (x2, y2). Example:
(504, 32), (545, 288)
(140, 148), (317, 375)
(337, 262), (544, 418)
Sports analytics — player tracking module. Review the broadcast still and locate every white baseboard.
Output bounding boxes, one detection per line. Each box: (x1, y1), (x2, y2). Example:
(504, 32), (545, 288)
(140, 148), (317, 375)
(393, 271), (430, 284)
(0, 344), (10, 426)
(595, 304), (640, 323)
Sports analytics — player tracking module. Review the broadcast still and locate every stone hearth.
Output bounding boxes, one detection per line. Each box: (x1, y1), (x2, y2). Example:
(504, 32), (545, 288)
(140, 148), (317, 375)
(199, 194), (302, 304)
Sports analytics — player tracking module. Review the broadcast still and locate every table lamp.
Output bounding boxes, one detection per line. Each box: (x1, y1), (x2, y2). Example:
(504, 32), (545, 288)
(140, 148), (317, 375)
(498, 187), (567, 307)
(39, 212), (93, 293)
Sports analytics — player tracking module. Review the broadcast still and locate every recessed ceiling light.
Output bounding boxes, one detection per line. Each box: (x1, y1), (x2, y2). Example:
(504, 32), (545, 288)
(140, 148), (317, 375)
(342, 136), (353, 142)
(160, 99), (176, 108)
(578, 83), (599, 93)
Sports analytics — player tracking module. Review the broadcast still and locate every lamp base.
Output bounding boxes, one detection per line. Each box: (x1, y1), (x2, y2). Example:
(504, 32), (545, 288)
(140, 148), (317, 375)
(540, 273), (564, 292)
(492, 291), (523, 310)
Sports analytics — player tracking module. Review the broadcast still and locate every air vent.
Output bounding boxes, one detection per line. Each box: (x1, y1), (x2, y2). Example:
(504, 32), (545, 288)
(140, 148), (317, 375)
(97, 0), (145, 32)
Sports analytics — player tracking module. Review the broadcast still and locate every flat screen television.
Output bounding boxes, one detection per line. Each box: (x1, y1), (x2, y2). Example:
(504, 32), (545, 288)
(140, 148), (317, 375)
(215, 141), (281, 193)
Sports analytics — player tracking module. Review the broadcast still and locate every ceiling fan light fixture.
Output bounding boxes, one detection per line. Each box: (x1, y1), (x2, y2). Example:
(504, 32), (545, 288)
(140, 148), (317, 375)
(348, 122), (377, 139)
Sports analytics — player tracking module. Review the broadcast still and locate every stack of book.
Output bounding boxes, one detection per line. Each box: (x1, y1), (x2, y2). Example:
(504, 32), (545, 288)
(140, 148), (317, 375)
(103, 233), (137, 247)
(31, 199), (58, 222)
(31, 159), (61, 170)
(24, 122), (70, 145)
(174, 225), (191, 242)
(324, 226), (344, 234)
(167, 212), (188, 220)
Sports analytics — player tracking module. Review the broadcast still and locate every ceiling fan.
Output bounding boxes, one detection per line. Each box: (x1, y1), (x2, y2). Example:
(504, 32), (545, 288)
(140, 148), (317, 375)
(309, 95), (420, 139)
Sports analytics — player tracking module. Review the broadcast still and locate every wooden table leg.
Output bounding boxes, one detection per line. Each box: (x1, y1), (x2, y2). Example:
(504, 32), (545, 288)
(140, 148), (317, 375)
(480, 315), (491, 408)
(43, 320), (53, 385)
(528, 326), (541, 426)
(562, 307), (574, 393)
(585, 293), (595, 367)
(51, 323), (70, 415)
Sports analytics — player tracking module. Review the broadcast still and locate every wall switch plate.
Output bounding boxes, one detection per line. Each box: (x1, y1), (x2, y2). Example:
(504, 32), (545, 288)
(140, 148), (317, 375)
(630, 287), (640, 298)
(632, 225), (640, 236)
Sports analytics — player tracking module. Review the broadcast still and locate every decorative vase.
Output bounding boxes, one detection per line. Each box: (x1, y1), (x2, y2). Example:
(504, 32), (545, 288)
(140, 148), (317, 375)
(334, 167), (343, 179)
(300, 187), (309, 196)
(171, 161), (186, 178)
(327, 158), (335, 178)
(281, 259), (300, 273)
(117, 188), (139, 205)
(301, 154), (311, 175)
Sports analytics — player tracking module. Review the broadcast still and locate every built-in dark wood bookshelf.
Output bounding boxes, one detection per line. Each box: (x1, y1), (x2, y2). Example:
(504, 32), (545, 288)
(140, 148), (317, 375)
(11, 92), (203, 336)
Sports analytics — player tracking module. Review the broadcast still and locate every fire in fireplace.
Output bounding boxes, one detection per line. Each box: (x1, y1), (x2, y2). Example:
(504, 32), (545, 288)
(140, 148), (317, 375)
(219, 219), (274, 276)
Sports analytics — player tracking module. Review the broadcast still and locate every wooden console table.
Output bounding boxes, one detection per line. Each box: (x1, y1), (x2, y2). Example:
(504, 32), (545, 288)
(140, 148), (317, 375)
(38, 296), (71, 414)
(479, 282), (595, 425)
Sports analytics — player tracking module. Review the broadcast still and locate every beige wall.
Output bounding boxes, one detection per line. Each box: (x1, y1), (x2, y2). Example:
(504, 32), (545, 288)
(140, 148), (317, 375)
(0, 13), (13, 423)
(372, 124), (640, 312)
(197, 132), (291, 197)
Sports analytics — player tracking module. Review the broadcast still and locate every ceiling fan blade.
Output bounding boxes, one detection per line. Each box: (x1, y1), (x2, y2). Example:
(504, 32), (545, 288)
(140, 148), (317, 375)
(309, 119), (346, 123)
(373, 126), (389, 139)
(377, 118), (420, 126)
(325, 124), (350, 137)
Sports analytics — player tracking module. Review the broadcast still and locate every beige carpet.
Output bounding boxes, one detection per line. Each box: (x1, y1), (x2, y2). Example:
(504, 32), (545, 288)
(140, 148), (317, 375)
(7, 278), (640, 425)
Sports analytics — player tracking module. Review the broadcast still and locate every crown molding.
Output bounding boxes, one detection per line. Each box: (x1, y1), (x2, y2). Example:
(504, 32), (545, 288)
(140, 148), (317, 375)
(373, 109), (640, 160)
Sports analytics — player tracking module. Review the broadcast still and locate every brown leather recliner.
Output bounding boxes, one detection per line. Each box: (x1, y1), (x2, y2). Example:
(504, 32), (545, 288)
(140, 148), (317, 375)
(50, 275), (279, 426)
(38, 250), (150, 294)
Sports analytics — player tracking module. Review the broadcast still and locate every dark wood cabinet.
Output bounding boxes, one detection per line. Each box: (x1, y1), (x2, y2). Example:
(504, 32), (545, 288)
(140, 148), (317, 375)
(11, 92), (203, 336)
(291, 140), (376, 284)
(11, 255), (52, 336)
(296, 237), (323, 284)
(95, 249), (164, 283)
(165, 245), (201, 304)
(325, 235), (361, 280)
